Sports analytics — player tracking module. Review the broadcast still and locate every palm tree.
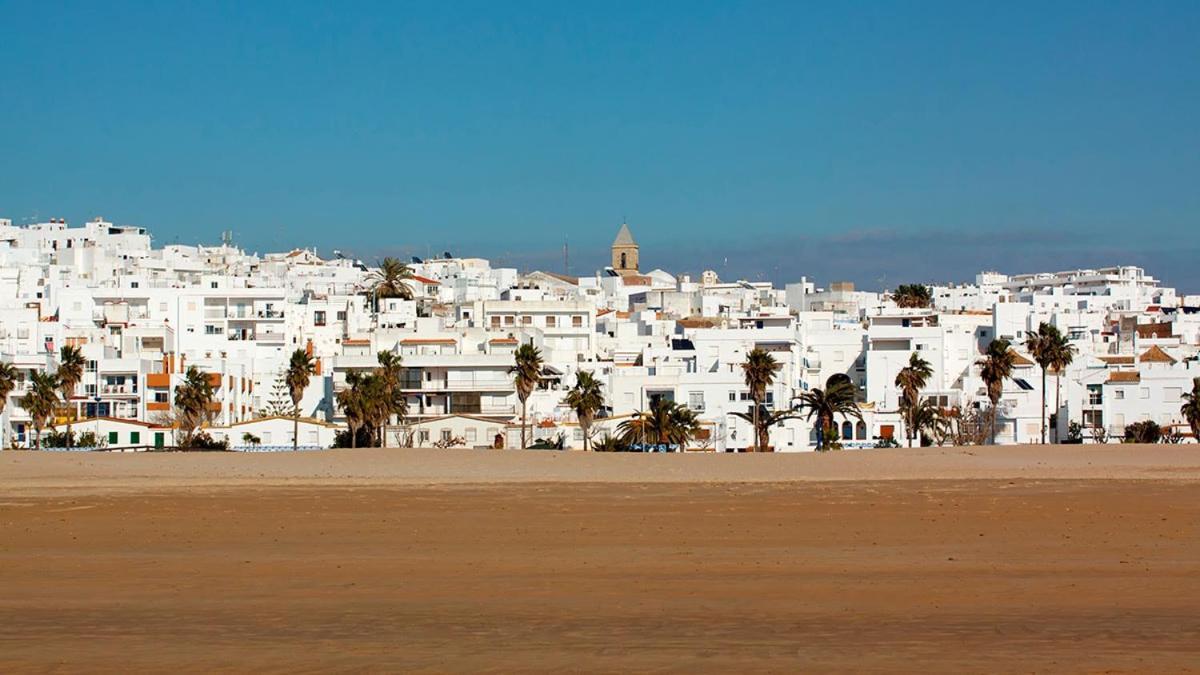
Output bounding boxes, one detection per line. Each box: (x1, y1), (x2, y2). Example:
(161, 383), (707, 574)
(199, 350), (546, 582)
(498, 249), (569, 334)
(796, 374), (862, 450)
(336, 371), (368, 448)
(563, 370), (604, 451)
(977, 338), (1016, 445)
(741, 348), (779, 452)
(174, 366), (216, 447)
(892, 284), (933, 309)
(369, 257), (414, 307)
(1046, 326), (1077, 442)
(285, 349), (317, 451)
(895, 352), (933, 447)
(509, 343), (543, 449)
(618, 399), (700, 451)
(1181, 378), (1200, 442)
(0, 361), (19, 447)
(55, 345), (86, 449)
(910, 399), (950, 446)
(20, 370), (60, 449)
(374, 351), (405, 446)
(1025, 323), (1057, 444)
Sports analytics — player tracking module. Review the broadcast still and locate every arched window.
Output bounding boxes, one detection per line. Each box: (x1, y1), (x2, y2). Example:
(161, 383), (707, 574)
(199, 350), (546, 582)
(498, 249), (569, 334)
(856, 421), (867, 440)
(841, 421), (853, 441)
(620, 252), (627, 268)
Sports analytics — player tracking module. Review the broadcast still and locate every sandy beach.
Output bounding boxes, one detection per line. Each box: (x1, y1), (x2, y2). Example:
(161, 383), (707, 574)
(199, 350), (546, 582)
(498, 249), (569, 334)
(3, 445), (1199, 672)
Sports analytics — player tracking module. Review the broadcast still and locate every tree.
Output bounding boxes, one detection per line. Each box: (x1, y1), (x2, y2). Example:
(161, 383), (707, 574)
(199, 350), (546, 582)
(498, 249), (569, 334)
(509, 343), (543, 449)
(0, 361), (17, 447)
(740, 348), (779, 452)
(1045, 327), (1077, 443)
(258, 375), (294, 417)
(20, 371), (59, 449)
(285, 349), (317, 451)
(910, 399), (950, 446)
(618, 398), (700, 451)
(977, 339), (1016, 444)
(374, 351), (406, 446)
(1025, 323), (1076, 444)
(336, 371), (368, 449)
(332, 353), (407, 449)
(1181, 378), (1200, 442)
(174, 366), (217, 447)
(892, 284), (932, 309)
(895, 352), (933, 447)
(796, 374), (862, 451)
(563, 370), (604, 451)
(1123, 420), (1162, 444)
(369, 257), (414, 307)
(55, 345), (86, 449)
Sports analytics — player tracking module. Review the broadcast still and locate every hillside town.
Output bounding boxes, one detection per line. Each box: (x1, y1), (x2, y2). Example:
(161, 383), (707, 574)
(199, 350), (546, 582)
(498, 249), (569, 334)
(1, 216), (1198, 451)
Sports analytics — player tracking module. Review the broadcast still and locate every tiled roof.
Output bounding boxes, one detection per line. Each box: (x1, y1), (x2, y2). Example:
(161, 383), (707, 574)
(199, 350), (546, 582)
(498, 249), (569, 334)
(410, 275), (440, 285)
(1135, 323), (1174, 339)
(1139, 345), (1177, 364)
(400, 338), (456, 345)
(1098, 355), (1135, 365)
(1009, 350), (1035, 367)
(1107, 371), (1141, 384)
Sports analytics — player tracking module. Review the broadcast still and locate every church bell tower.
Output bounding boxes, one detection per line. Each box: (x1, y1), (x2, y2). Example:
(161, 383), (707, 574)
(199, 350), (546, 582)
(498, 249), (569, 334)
(611, 222), (639, 275)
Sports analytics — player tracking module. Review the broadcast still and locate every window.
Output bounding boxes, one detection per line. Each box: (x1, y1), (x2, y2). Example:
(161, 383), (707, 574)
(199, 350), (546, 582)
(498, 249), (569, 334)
(419, 430), (430, 444)
(729, 391), (737, 401)
(336, 311), (347, 321)
(1114, 389), (1125, 400)
(441, 429), (452, 442)
(1013, 378), (1034, 391)
(688, 392), (705, 411)
(465, 428), (477, 442)
(154, 391), (169, 403)
(1165, 387), (1182, 400)
(574, 428), (584, 440)
(572, 315), (583, 328)
(314, 311), (326, 327)
(1082, 410), (1103, 429)
(1087, 384), (1103, 405)
(522, 315), (532, 325)
(490, 316), (501, 328)
(856, 421), (867, 440)
(154, 432), (165, 448)
(108, 431), (119, 445)
(842, 421), (853, 441)
(1139, 387), (1149, 400)
(546, 316), (557, 328)
(130, 431), (140, 444)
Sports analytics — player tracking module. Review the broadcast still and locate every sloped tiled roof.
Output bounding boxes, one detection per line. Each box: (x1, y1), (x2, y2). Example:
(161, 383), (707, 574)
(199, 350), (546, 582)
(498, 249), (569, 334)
(1139, 345), (1177, 364)
(1107, 371), (1141, 384)
(1009, 350), (1035, 367)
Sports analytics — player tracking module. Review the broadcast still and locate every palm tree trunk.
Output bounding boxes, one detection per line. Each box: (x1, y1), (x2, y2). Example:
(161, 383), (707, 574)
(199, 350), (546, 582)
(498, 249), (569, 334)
(752, 400), (759, 452)
(350, 423), (358, 449)
(1054, 374), (1062, 444)
(293, 412), (299, 452)
(1040, 368), (1047, 445)
(521, 401), (527, 449)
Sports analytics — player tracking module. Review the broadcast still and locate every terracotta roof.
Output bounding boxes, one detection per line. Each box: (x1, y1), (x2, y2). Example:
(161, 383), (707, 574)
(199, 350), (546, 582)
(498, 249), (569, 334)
(489, 338), (518, 344)
(401, 338), (456, 345)
(1098, 355), (1135, 365)
(623, 276), (652, 286)
(342, 338), (371, 346)
(1009, 350), (1035, 367)
(597, 309), (614, 317)
(1107, 371), (1141, 384)
(1139, 345), (1177, 364)
(410, 275), (440, 285)
(677, 317), (720, 329)
(1135, 323), (1174, 339)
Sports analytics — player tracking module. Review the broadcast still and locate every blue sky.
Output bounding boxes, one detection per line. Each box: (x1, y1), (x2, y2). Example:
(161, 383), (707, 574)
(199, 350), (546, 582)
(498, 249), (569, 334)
(2, 1), (1197, 289)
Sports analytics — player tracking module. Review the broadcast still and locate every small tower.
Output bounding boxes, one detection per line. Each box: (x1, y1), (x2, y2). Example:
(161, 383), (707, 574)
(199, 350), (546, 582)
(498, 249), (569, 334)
(611, 222), (639, 275)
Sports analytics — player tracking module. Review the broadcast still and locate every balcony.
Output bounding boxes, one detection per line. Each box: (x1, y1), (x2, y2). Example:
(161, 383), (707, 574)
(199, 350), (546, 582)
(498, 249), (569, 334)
(147, 373), (170, 388)
(101, 384), (139, 396)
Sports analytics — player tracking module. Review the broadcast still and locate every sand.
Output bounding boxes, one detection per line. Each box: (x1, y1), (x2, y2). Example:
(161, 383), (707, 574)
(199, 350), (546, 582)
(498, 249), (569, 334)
(2, 445), (1199, 672)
